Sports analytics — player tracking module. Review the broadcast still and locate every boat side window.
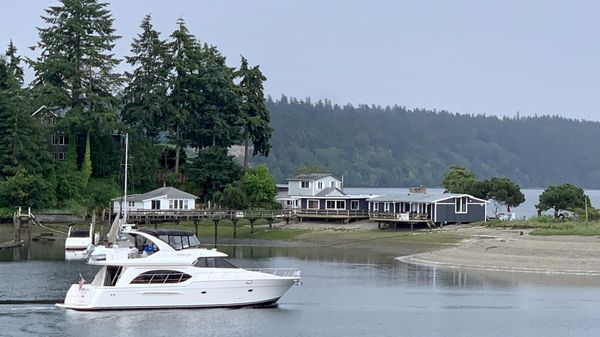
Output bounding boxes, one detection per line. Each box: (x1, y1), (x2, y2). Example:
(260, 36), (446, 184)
(182, 236), (190, 249)
(130, 270), (191, 284)
(193, 257), (238, 268)
(188, 235), (200, 247)
(169, 235), (183, 250)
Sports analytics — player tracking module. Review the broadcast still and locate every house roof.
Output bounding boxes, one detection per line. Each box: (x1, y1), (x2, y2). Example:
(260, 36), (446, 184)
(368, 193), (487, 203)
(31, 105), (69, 118)
(287, 173), (340, 181)
(112, 186), (198, 202)
(315, 187), (345, 197)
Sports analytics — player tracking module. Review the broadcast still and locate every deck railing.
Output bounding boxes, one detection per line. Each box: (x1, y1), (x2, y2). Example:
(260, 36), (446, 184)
(295, 209), (369, 217)
(369, 212), (430, 221)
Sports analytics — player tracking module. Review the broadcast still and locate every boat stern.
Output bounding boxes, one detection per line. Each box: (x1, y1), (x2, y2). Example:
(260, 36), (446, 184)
(58, 284), (96, 310)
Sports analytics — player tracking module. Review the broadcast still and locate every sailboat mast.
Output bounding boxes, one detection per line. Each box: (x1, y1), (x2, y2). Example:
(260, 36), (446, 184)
(124, 133), (129, 223)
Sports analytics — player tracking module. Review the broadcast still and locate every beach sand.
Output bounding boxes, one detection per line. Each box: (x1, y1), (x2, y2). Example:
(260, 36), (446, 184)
(398, 225), (600, 275)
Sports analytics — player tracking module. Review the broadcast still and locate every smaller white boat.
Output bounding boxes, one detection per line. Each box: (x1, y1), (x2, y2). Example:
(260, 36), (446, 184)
(58, 228), (301, 310)
(65, 225), (99, 261)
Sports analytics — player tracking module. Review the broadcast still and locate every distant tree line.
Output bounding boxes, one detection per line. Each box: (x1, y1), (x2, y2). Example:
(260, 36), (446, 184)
(256, 97), (600, 188)
(0, 0), (274, 214)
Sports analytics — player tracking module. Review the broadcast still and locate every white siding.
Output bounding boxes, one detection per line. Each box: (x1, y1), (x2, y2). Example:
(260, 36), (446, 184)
(287, 175), (342, 196)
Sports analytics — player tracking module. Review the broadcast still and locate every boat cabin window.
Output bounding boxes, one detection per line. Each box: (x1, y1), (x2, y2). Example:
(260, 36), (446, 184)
(157, 234), (201, 250)
(193, 257), (238, 269)
(130, 270), (192, 284)
(69, 230), (89, 238)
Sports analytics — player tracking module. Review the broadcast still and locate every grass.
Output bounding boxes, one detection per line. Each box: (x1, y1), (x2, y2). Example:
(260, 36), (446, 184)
(483, 217), (600, 236)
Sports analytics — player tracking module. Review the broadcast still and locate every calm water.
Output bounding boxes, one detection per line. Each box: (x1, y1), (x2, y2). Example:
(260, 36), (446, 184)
(345, 187), (600, 219)
(2, 240), (600, 337)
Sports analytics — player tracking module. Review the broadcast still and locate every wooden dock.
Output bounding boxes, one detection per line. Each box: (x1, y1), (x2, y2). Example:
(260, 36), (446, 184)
(296, 210), (369, 223)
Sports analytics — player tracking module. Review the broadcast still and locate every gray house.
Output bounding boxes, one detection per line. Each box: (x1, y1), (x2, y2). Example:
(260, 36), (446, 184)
(368, 193), (487, 225)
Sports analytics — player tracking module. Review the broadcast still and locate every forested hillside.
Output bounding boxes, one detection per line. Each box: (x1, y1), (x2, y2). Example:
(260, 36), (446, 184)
(255, 96), (600, 188)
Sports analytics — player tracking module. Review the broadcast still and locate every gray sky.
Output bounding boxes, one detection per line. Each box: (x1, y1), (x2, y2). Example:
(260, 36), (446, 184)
(2, 0), (600, 120)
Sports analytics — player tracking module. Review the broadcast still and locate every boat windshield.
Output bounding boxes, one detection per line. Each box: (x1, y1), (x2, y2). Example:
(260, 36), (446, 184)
(157, 234), (201, 250)
(193, 257), (238, 268)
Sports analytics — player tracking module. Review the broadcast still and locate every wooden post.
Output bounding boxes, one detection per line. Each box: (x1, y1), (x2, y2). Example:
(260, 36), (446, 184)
(585, 197), (589, 222)
(194, 221), (198, 237)
(233, 219), (237, 239)
(250, 219), (254, 234)
(213, 220), (218, 248)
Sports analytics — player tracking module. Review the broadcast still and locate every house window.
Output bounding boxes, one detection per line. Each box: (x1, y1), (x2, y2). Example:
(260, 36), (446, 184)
(326, 200), (336, 209)
(183, 200), (189, 209)
(301, 181), (310, 188)
(179, 200), (183, 209)
(307, 200), (319, 209)
(128, 201), (135, 207)
(331, 181), (336, 188)
(317, 182), (323, 189)
(455, 197), (468, 213)
(384, 202), (390, 212)
(169, 200), (174, 209)
(51, 133), (68, 146)
(151, 200), (160, 209)
(336, 200), (345, 209)
(53, 152), (66, 160)
(351, 200), (359, 210)
(373, 202), (379, 211)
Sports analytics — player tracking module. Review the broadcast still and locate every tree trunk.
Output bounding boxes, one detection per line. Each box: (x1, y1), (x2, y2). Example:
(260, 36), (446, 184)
(174, 125), (180, 176)
(243, 131), (249, 169)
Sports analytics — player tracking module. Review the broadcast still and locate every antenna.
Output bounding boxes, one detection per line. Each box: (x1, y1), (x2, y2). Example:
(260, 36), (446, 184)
(123, 133), (129, 223)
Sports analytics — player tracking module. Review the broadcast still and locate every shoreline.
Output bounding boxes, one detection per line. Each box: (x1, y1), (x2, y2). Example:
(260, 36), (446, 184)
(396, 225), (600, 275)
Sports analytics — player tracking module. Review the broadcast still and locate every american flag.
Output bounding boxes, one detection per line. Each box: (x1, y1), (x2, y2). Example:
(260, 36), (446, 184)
(78, 273), (86, 290)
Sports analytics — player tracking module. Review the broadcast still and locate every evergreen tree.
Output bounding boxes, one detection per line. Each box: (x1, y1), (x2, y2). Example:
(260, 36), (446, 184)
(235, 56), (272, 168)
(183, 45), (241, 149)
(5, 40), (24, 84)
(0, 53), (55, 207)
(31, 0), (121, 134)
(123, 14), (171, 140)
(167, 18), (201, 175)
(186, 147), (243, 202)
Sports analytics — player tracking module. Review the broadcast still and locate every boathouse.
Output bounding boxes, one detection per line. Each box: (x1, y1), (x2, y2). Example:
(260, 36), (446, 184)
(368, 192), (487, 226)
(112, 186), (198, 214)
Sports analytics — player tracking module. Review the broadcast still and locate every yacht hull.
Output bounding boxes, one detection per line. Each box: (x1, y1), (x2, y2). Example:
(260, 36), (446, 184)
(58, 278), (297, 311)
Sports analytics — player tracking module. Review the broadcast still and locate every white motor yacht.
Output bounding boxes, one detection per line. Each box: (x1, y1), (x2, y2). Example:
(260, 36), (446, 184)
(64, 225), (99, 261)
(57, 228), (301, 310)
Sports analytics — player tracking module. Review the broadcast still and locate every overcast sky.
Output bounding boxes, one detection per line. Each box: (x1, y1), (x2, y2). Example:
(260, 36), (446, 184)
(2, 0), (600, 120)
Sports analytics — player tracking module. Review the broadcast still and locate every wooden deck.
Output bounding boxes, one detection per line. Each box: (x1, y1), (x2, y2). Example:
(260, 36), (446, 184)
(123, 208), (371, 224)
(124, 209), (296, 224)
(369, 212), (436, 229)
(296, 209), (369, 222)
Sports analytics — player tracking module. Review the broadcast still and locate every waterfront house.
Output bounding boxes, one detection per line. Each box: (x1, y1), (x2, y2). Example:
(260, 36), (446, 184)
(368, 191), (487, 226)
(276, 173), (371, 222)
(112, 186), (198, 214)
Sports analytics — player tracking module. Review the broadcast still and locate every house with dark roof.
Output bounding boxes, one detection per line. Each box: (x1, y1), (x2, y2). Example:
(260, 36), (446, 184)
(112, 186), (198, 213)
(368, 191), (487, 226)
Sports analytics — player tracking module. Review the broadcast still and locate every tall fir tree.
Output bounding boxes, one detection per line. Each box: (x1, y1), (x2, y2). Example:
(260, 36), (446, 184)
(183, 45), (241, 150)
(0, 50), (55, 207)
(168, 18), (201, 175)
(31, 0), (121, 141)
(235, 56), (272, 168)
(123, 14), (171, 140)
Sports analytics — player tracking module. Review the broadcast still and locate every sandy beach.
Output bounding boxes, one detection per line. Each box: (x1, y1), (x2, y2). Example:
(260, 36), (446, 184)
(398, 225), (600, 275)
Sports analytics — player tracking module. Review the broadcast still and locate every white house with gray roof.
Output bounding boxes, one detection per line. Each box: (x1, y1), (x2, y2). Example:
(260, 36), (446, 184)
(112, 186), (198, 213)
(276, 173), (372, 215)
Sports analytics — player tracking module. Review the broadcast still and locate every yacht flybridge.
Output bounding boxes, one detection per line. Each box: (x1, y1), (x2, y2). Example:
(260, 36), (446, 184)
(57, 228), (301, 310)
